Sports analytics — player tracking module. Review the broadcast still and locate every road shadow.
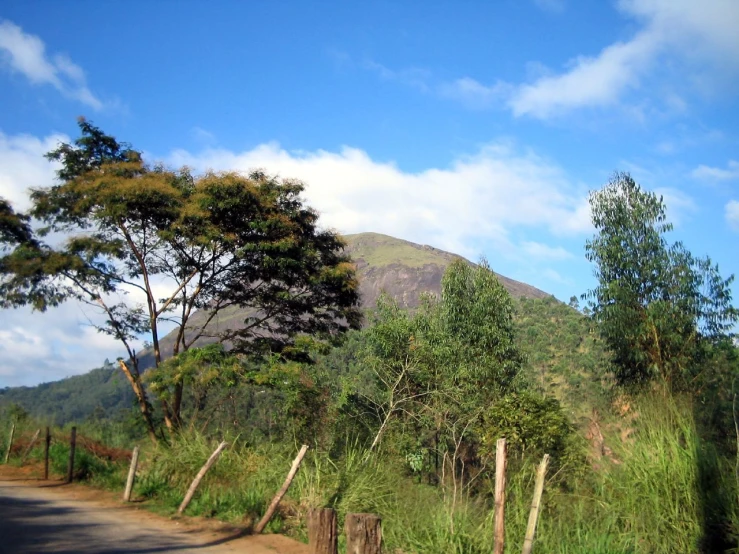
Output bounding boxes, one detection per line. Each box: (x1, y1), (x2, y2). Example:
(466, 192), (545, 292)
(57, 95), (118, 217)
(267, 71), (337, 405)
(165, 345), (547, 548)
(691, 362), (737, 554)
(0, 488), (244, 553)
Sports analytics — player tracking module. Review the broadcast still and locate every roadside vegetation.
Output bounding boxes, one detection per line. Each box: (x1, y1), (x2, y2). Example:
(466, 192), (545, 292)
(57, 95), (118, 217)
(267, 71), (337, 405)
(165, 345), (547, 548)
(1, 125), (738, 553)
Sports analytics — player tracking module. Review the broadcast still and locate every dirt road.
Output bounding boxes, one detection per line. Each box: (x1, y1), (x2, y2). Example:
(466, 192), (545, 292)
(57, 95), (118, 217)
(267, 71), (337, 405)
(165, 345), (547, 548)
(0, 467), (309, 554)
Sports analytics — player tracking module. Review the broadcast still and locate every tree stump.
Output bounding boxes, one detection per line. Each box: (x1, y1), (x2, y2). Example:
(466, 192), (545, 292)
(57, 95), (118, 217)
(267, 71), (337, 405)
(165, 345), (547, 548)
(308, 508), (338, 554)
(345, 513), (382, 554)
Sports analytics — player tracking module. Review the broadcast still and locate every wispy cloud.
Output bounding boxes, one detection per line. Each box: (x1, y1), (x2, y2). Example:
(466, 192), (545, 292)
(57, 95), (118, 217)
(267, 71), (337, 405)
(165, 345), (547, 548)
(168, 139), (591, 259)
(542, 268), (572, 285)
(692, 160), (739, 181)
(438, 77), (512, 109)
(0, 20), (107, 109)
(510, 0), (739, 118)
(190, 126), (217, 146)
(726, 200), (739, 231)
(362, 59), (431, 93)
(367, 1), (739, 119)
(521, 241), (574, 260)
(724, 200), (739, 231)
(509, 29), (657, 118)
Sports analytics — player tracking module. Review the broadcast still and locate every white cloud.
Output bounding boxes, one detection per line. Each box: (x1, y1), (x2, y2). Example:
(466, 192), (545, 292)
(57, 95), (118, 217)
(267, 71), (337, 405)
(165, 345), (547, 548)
(510, 30), (657, 118)
(168, 140), (591, 258)
(0, 20), (104, 109)
(726, 200), (739, 231)
(444, 0), (739, 118)
(0, 303), (134, 387)
(363, 59), (431, 93)
(542, 268), (571, 284)
(0, 131), (65, 210)
(438, 78), (512, 109)
(190, 126), (217, 146)
(692, 160), (739, 181)
(521, 241), (574, 260)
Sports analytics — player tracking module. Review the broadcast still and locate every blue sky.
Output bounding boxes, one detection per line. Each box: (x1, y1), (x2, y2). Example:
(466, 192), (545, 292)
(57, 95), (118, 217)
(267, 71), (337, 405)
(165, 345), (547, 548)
(1, 0), (738, 386)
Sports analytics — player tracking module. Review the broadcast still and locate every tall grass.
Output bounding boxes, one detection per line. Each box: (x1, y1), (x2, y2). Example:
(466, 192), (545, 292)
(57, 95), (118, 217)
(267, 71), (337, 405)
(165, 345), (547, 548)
(3, 393), (736, 553)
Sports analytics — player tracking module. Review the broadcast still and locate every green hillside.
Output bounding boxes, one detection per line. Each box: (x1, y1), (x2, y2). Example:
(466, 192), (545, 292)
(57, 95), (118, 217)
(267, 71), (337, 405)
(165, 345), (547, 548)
(0, 361), (134, 425)
(0, 297), (609, 426)
(345, 232), (460, 268)
(0, 233), (587, 425)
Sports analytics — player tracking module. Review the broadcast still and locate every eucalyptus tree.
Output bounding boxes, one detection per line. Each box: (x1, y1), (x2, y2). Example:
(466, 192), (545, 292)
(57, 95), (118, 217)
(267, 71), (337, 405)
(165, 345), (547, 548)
(585, 172), (736, 389)
(0, 119), (361, 440)
(361, 259), (525, 467)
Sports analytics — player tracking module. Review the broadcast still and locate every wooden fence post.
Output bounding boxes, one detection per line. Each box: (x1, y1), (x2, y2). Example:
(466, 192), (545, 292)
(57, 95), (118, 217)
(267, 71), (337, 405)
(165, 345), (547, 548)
(521, 453), (550, 554)
(308, 507), (338, 554)
(254, 444), (309, 534)
(4, 423), (15, 464)
(493, 438), (507, 554)
(123, 446), (140, 502)
(43, 427), (51, 480)
(20, 429), (41, 465)
(345, 513), (382, 554)
(177, 441), (228, 515)
(66, 427), (76, 483)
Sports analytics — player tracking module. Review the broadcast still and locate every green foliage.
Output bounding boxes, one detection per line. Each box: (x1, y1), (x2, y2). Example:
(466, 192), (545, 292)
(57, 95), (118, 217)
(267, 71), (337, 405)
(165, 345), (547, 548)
(513, 296), (614, 422)
(0, 363), (137, 427)
(0, 199), (34, 247)
(47, 440), (123, 484)
(0, 119), (361, 433)
(434, 258), (525, 397)
(357, 260), (526, 453)
(147, 344), (241, 405)
(585, 171), (737, 388)
(480, 392), (580, 464)
(6, 402), (29, 423)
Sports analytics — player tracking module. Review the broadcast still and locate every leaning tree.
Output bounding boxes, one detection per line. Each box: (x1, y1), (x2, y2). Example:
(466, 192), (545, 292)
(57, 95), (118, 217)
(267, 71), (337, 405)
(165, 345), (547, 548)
(0, 119), (361, 441)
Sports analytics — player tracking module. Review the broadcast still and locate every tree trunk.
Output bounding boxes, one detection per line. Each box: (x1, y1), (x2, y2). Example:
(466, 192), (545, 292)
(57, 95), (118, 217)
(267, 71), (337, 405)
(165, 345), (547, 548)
(367, 412), (391, 456)
(344, 513), (382, 554)
(308, 508), (338, 554)
(117, 360), (158, 443)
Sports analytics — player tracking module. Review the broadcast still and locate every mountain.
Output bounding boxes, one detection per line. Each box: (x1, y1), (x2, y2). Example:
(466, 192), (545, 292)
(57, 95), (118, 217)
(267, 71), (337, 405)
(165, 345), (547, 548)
(135, 233), (550, 369)
(0, 232), (572, 424)
(344, 232), (550, 308)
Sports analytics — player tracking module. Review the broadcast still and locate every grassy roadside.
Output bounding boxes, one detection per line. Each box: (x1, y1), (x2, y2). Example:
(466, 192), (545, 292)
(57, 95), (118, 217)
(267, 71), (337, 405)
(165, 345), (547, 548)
(3, 390), (738, 554)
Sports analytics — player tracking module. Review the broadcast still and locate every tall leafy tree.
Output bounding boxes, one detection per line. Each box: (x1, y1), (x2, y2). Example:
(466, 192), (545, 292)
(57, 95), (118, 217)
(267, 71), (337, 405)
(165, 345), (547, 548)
(585, 172), (736, 389)
(360, 259), (525, 466)
(0, 119), (361, 439)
